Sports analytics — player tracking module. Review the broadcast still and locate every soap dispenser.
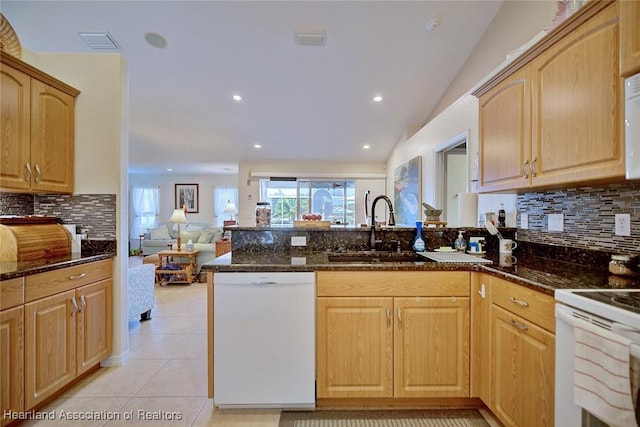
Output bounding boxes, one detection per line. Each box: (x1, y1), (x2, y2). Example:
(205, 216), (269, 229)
(412, 221), (426, 252)
(454, 231), (467, 252)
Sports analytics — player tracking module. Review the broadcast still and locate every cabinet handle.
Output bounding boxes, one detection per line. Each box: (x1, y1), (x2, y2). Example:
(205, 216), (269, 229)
(71, 297), (78, 316)
(34, 164), (41, 183)
(25, 163), (32, 182)
(522, 160), (529, 178)
(386, 307), (391, 328)
(79, 295), (87, 312)
(509, 318), (529, 331)
(69, 273), (87, 280)
(397, 307), (402, 329)
(509, 296), (529, 307)
(530, 158), (537, 177)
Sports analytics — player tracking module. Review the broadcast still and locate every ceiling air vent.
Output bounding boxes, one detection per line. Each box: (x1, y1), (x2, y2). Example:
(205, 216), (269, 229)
(78, 32), (120, 50)
(295, 31), (325, 46)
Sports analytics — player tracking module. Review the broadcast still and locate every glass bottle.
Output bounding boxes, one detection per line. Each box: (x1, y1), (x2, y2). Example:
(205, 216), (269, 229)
(412, 221), (426, 252)
(454, 231), (467, 252)
(498, 204), (506, 227)
(255, 202), (271, 227)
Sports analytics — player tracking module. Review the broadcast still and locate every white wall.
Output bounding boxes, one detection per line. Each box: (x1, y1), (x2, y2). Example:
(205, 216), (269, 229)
(21, 49), (130, 365)
(129, 173), (238, 227)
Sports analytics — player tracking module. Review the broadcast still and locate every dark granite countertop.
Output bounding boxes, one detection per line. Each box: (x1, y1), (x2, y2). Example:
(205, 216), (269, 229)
(0, 253), (113, 281)
(202, 250), (638, 296)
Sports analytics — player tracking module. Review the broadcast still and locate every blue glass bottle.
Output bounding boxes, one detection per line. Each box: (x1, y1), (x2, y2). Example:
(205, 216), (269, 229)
(412, 221), (426, 252)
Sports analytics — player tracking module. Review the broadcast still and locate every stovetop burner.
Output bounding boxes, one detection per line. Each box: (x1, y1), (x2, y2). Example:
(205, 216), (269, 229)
(572, 290), (640, 315)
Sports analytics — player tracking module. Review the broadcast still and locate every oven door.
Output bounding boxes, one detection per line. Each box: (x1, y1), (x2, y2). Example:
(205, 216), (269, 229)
(556, 303), (640, 427)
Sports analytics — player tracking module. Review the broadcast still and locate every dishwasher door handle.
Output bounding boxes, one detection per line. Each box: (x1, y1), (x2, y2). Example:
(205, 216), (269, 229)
(250, 280), (278, 285)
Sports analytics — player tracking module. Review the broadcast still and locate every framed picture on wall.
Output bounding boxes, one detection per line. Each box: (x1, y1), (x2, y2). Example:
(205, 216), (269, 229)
(175, 183), (199, 213)
(393, 156), (422, 226)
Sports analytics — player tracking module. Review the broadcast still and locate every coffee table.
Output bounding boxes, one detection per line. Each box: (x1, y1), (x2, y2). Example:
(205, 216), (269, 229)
(156, 249), (200, 285)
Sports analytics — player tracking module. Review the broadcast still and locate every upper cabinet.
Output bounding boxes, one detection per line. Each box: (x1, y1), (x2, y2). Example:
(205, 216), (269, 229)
(620, 0), (640, 76)
(474, 1), (626, 192)
(0, 52), (79, 194)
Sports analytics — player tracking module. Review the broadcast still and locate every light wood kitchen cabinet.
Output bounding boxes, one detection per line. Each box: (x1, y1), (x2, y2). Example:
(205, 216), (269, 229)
(470, 272), (491, 405)
(477, 66), (531, 192)
(316, 271), (470, 401)
(0, 52), (79, 194)
(23, 259), (113, 409)
(620, 0), (640, 76)
(490, 277), (555, 427)
(475, 1), (625, 192)
(1, 306), (24, 426)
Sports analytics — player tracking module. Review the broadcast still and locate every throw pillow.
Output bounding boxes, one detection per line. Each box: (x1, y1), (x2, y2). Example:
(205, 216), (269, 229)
(198, 229), (216, 243)
(180, 230), (202, 242)
(150, 225), (171, 240)
(185, 224), (203, 231)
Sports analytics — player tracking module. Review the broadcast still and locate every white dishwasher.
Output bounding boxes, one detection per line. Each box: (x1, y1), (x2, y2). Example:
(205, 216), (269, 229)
(213, 272), (316, 409)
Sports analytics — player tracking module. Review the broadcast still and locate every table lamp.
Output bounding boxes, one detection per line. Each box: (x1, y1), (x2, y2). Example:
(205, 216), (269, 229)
(223, 200), (238, 226)
(168, 208), (188, 251)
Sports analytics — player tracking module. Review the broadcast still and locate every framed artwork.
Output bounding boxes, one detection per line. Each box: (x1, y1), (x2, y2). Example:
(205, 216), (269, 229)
(175, 183), (199, 213)
(393, 156), (422, 226)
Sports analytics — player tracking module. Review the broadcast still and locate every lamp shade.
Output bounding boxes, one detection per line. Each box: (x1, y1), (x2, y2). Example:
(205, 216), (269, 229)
(223, 201), (238, 215)
(168, 208), (187, 224)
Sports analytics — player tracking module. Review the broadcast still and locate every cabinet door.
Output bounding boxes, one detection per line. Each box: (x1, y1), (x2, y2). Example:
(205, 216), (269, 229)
(531, 3), (624, 187)
(470, 273), (491, 405)
(76, 278), (112, 376)
(0, 65), (31, 191)
(620, 0), (640, 77)
(316, 297), (393, 398)
(478, 65), (532, 192)
(24, 289), (76, 409)
(1, 306), (24, 426)
(394, 296), (469, 398)
(492, 305), (554, 427)
(30, 79), (74, 194)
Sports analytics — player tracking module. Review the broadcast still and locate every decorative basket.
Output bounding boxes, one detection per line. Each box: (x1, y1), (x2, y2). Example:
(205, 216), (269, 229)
(0, 13), (22, 58)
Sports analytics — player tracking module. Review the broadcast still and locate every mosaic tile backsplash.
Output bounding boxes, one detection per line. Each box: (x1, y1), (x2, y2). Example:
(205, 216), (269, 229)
(517, 182), (640, 255)
(1, 192), (117, 240)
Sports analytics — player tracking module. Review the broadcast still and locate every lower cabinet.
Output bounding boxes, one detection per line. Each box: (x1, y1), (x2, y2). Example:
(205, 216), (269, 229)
(1, 306), (24, 427)
(488, 276), (555, 427)
(316, 271), (470, 400)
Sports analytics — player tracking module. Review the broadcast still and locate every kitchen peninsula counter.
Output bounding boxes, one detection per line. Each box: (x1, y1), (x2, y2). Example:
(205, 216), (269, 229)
(203, 249), (634, 296)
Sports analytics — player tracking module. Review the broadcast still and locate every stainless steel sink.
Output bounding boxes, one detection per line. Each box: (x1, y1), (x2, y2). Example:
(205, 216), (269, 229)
(327, 251), (425, 263)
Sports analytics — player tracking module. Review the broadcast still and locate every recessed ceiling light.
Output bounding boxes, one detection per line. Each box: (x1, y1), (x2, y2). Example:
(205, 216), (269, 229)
(233, 94), (242, 102)
(254, 143), (262, 149)
(166, 168), (173, 172)
(363, 144), (371, 150)
(425, 19), (441, 32)
(373, 95), (383, 103)
(144, 32), (167, 49)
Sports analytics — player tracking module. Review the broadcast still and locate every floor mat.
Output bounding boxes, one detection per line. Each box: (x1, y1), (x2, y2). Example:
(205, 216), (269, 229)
(279, 409), (490, 427)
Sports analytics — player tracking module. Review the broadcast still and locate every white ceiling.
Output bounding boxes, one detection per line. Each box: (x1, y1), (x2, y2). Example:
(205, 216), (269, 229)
(2, 1), (503, 175)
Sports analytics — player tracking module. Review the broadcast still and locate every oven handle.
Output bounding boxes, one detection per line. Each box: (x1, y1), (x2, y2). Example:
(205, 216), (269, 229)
(556, 304), (640, 359)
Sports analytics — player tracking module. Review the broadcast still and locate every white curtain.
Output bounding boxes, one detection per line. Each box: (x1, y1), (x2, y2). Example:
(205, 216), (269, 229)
(214, 186), (238, 226)
(130, 187), (159, 238)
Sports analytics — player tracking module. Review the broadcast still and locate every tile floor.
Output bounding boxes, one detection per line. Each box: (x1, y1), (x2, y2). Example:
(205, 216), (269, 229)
(22, 258), (499, 427)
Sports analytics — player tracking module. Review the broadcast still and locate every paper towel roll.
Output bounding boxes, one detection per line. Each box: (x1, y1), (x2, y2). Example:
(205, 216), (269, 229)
(457, 193), (478, 227)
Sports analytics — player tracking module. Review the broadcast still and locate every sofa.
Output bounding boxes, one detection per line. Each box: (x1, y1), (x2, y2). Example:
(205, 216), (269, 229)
(142, 222), (223, 270)
(128, 263), (156, 321)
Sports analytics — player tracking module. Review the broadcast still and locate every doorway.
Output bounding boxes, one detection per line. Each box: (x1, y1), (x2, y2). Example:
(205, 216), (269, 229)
(435, 132), (469, 227)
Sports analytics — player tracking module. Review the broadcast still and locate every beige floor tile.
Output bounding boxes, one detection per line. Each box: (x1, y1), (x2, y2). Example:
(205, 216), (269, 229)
(135, 358), (208, 398)
(64, 360), (169, 398)
(154, 301), (206, 317)
(103, 396), (208, 427)
(172, 334), (207, 359)
(192, 404), (281, 427)
(147, 315), (207, 335)
(21, 397), (130, 427)
(128, 333), (195, 359)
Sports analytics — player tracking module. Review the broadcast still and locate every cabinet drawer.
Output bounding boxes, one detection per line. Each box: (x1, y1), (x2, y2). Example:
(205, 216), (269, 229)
(25, 259), (112, 302)
(1, 276), (24, 310)
(491, 278), (555, 333)
(317, 271), (470, 297)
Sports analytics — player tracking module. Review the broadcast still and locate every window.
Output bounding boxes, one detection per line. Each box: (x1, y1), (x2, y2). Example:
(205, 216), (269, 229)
(130, 187), (159, 238)
(260, 179), (356, 226)
(214, 186), (238, 226)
